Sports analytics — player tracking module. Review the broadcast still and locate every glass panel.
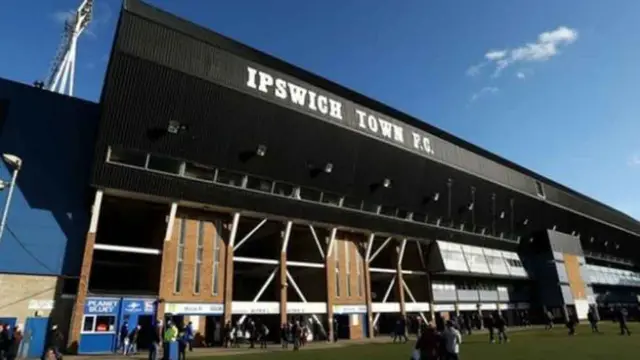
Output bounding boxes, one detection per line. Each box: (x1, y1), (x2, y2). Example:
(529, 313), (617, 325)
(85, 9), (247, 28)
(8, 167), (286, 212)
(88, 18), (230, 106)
(147, 154), (182, 174)
(342, 197), (362, 210)
(274, 182), (295, 197)
(94, 315), (116, 332)
(379, 205), (397, 217)
(321, 192), (342, 206)
(216, 169), (245, 187)
(362, 202), (379, 213)
(299, 187), (322, 202)
(183, 162), (215, 181)
(108, 148), (147, 167)
(82, 316), (95, 332)
(246, 176), (274, 193)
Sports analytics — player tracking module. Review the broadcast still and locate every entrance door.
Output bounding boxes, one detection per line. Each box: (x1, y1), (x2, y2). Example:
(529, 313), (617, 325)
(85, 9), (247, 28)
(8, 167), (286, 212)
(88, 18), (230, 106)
(23, 317), (50, 359)
(136, 315), (154, 350)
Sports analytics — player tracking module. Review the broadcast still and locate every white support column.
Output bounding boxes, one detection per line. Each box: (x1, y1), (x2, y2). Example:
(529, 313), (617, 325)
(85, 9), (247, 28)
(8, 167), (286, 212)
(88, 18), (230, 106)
(369, 237), (392, 263)
(326, 228), (337, 254)
(234, 218), (268, 251)
(286, 270), (327, 333)
(88, 190), (104, 234)
(372, 275), (397, 327)
(417, 241), (427, 269)
(402, 279), (428, 323)
(308, 225), (326, 259)
(397, 239), (408, 266)
(164, 202), (178, 242)
(237, 267), (278, 324)
(365, 234), (375, 262)
(223, 212), (241, 323)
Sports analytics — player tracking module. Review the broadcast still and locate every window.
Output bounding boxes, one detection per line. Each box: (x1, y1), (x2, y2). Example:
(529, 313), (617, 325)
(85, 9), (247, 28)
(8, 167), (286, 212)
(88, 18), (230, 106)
(212, 220), (222, 296)
(174, 219), (186, 293)
(108, 147), (148, 167)
(246, 176), (274, 193)
(299, 187), (322, 202)
(82, 316), (95, 332)
(273, 182), (295, 197)
(335, 241), (340, 297)
(342, 197), (362, 210)
(147, 154), (183, 174)
(183, 162), (215, 182)
(534, 180), (546, 198)
(216, 169), (245, 187)
(379, 205), (397, 217)
(321, 192), (342, 206)
(81, 315), (116, 333)
(194, 220), (204, 294)
(345, 241), (352, 297)
(356, 245), (363, 297)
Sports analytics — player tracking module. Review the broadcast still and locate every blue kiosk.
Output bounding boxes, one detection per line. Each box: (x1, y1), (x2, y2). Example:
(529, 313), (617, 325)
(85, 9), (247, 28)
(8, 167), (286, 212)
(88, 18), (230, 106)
(79, 297), (156, 354)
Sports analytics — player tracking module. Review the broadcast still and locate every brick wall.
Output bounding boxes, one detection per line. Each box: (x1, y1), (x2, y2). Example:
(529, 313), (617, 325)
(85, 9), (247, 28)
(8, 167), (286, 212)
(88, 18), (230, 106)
(68, 231), (97, 350)
(331, 232), (367, 306)
(159, 211), (227, 311)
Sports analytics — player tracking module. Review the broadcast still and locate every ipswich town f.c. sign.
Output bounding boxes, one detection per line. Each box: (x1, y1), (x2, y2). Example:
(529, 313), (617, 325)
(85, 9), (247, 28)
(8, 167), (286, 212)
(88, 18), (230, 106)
(245, 66), (434, 156)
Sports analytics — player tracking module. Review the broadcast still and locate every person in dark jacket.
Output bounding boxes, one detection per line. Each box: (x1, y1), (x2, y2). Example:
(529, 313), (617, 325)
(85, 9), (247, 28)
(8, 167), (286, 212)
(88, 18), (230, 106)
(128, 325), (141, 355)
(149, 320), (162, 360)
(414, 324), (440, 360)
(567, 313), (578, 336)
(47, 325), (64, 360)
(484, 314), (495, 343)
(7, 325), (24, 360)
(495, 314), (509, 343)
(0, 324), (9, 360)
(617, 308), (631, 336)
(587, 308), (600, 333)
(222, 321), (232, 348)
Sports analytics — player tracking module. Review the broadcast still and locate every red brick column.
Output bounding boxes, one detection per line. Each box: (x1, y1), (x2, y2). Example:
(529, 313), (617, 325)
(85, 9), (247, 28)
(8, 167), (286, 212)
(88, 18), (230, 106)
(67, 190), (103, 352)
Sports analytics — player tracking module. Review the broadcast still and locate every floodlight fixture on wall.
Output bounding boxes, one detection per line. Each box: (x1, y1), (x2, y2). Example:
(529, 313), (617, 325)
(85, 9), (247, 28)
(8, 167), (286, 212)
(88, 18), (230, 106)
(382, 178), (392, 188)
(433, 192), (440, 202)
(480, 228), (486, 235)
(167, 120), (188, 134)
(590, 237), (595, 243)
(467, 202), (474, 211)
(324, 162), (333, 174)
(256, 144), (267, 157)
(522, 218), (529, 226)
(499, 211), (505, 219)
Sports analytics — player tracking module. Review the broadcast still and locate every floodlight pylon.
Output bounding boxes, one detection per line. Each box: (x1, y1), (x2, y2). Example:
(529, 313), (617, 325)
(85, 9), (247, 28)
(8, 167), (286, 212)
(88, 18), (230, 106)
(44, 0), (94, 97)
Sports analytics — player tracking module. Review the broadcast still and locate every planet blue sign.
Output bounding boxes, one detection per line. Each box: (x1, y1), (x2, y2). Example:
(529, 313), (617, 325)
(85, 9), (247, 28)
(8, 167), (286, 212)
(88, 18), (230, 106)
(85, 298), (119, 314)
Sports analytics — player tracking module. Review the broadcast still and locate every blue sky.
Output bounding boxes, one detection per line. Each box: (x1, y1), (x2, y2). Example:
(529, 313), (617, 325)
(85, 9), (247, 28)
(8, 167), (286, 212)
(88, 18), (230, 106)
(1, 0), (639, 219)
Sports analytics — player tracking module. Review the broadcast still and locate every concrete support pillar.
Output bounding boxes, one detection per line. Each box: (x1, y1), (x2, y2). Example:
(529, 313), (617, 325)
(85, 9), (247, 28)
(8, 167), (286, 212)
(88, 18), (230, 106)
(67, 190), (103, 352)
(279, 221), (292, 325)
(156, 202), (178, 321)
(325, 229), (337, 342)
(395, 240), (407, 317)
(364, 234), (374, 338)
(223, 213), (240, 324)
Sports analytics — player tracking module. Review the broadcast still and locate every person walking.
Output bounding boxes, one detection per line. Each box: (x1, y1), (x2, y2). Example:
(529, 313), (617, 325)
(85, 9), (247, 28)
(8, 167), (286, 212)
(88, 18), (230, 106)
(617, 308), (631, 336)
(442, 320), (462, 360)
(588, 308), (600, 333)
(495, 314), (509, 343)
(414, 323), (440, 360)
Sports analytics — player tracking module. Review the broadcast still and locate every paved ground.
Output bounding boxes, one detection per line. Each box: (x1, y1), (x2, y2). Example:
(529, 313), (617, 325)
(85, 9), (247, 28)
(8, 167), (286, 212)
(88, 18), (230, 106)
(68, 326), (542, 359)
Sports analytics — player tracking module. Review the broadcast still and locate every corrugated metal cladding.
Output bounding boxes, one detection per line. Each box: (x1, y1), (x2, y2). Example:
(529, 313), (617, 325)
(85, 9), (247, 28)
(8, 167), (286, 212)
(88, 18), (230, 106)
(94, 4), (639, 235)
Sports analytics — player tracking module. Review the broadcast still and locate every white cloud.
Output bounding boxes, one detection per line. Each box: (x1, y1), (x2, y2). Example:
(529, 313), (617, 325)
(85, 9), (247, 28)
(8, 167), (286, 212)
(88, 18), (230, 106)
(51, 9), (75, 25)
(629, 154), (640, 167)
(470, 86), (499, 102)
(467, 26), (578, 78)
(516, 72), (526, 79)
(485, 50), (507, 61)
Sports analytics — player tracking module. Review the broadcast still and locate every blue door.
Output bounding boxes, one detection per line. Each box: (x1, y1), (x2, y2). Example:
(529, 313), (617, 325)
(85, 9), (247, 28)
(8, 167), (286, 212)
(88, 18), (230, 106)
(23, 317), (49, 359)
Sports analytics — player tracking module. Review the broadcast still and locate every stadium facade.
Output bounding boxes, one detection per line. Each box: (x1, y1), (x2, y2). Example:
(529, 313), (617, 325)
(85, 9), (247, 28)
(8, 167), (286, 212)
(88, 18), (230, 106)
(1, 0), (639, 354)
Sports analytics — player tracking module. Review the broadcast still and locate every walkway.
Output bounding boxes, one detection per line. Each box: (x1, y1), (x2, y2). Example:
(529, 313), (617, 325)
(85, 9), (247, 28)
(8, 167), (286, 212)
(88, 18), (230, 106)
(68, 326), (542, 360)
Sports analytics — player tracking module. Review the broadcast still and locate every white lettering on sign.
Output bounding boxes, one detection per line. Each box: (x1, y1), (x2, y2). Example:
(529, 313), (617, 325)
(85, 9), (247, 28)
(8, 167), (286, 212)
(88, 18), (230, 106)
(165, 303), (224, 315)
(354, 109), (404, 143)
(246, 66), (343, 121)
(245, 66), (436, 157)
(86, 299), (118, 313)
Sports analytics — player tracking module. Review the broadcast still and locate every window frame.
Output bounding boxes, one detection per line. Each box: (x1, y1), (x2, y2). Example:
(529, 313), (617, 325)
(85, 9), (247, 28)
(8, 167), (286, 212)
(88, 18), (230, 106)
(81, 314), (116, 334)
(174, 218), (186, 294)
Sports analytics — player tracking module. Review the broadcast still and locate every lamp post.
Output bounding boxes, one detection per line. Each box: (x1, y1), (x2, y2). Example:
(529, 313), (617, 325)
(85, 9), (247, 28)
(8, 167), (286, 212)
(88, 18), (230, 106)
(0, 153), (23, 243)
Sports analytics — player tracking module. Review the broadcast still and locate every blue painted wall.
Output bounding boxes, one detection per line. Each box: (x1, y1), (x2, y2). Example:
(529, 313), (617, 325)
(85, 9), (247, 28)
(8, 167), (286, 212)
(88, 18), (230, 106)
(0, 78), (99, 276)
